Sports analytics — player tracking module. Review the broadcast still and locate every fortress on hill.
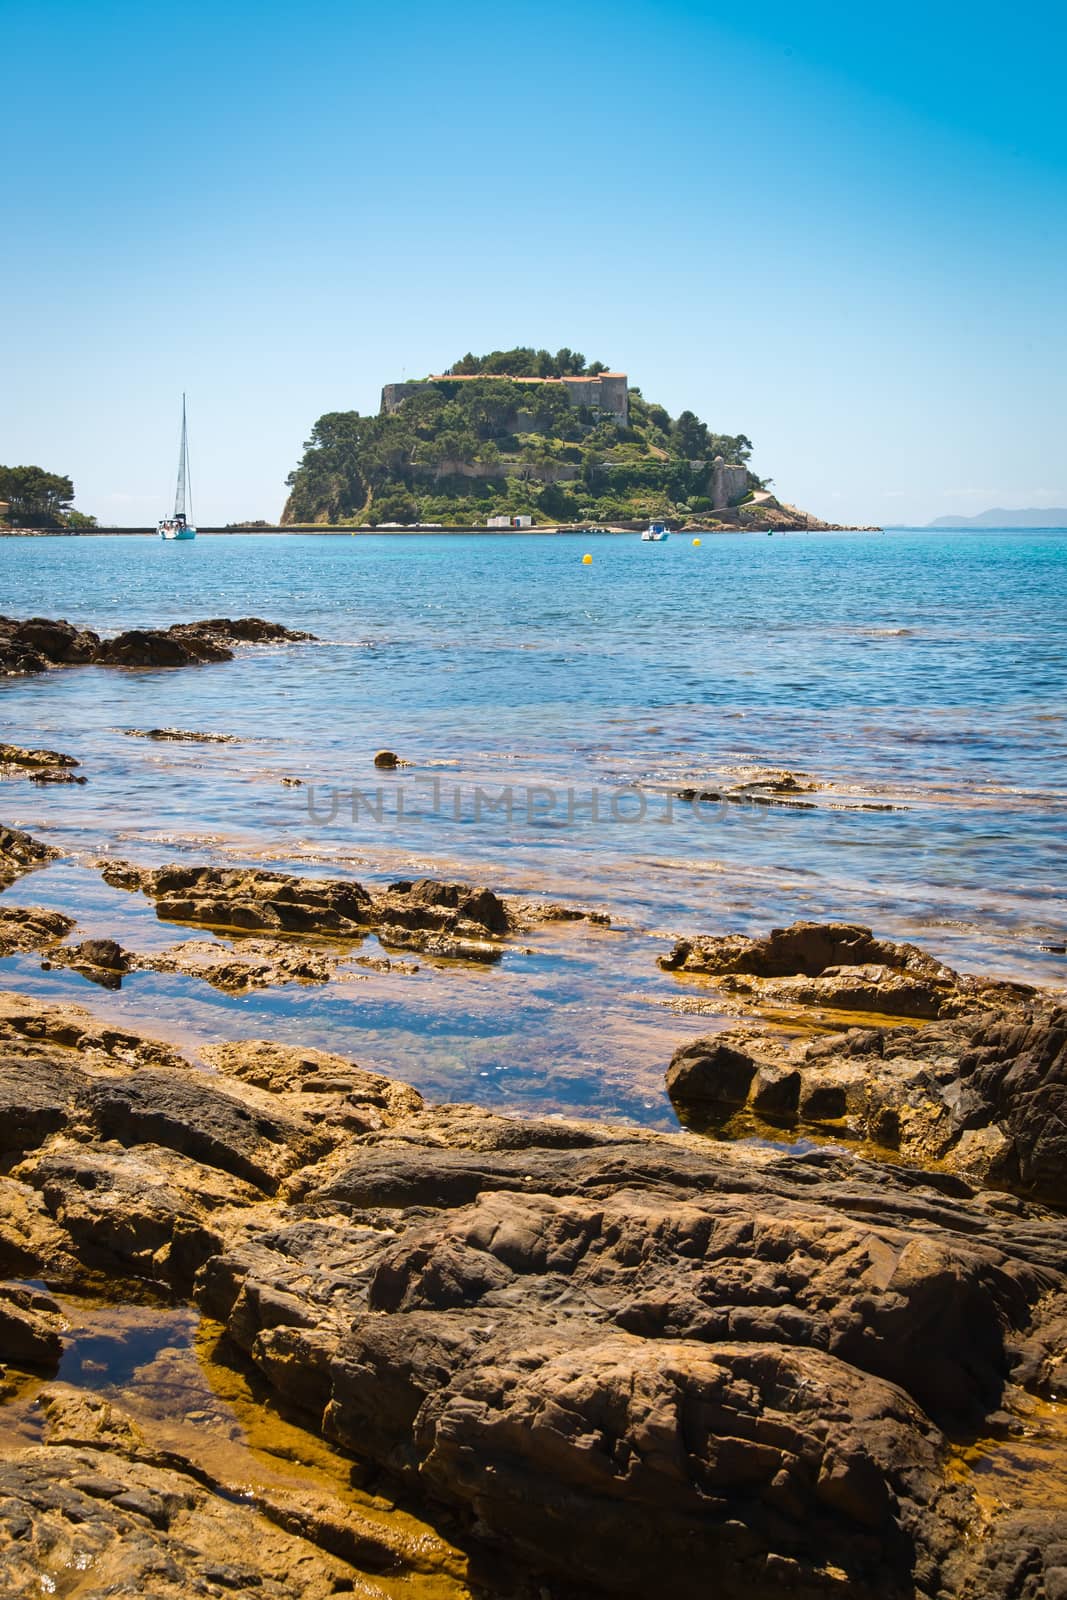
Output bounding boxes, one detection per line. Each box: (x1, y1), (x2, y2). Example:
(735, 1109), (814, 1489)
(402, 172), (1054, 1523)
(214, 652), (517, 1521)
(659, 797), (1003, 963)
(381, 370), (630, 427)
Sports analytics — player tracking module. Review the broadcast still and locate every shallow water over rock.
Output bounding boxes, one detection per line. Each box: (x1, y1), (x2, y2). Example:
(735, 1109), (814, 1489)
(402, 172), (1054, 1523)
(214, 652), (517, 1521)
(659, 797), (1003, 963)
(0, 1289), (478, 1598)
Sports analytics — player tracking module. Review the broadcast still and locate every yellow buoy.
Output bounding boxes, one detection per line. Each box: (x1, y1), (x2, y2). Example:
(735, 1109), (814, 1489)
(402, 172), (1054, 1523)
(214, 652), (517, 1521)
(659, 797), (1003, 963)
(692, 537), (701, 547)
(582, 553), (593, 564)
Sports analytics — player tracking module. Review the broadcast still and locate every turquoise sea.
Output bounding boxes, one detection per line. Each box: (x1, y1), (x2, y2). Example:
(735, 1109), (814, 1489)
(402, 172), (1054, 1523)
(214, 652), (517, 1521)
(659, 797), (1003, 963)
(1, 528), (1065, 1125)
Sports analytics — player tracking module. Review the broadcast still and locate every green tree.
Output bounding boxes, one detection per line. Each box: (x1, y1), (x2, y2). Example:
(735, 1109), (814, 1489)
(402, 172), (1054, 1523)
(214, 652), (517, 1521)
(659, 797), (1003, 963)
(282, 364), (758, 526)
(370, 489), (418, 524)
(283, 413), (371, 522)
(0, 465), (77, 527)
(672, 411), (709, 459)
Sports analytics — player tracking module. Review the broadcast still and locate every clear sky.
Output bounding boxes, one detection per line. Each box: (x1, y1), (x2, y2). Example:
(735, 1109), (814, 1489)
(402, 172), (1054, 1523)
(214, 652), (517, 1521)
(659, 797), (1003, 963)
(4, 0), (1065, 527)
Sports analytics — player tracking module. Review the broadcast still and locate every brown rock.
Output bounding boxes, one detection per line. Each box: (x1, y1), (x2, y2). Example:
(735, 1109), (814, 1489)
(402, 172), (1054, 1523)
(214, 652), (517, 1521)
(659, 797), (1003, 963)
(0, 615), (99, 674)
(83, 1068), (331, 1194)
(0, 1433), (362, 1599)
(378, 877), (510, 936)
(665, 1037), (759, 1109)
(0, 824), (60, 886)
(167, 617), (315, 645)
(48, 938), (133, 989)
(0, 905), (75, 957)
(91, 627), (233, 667)
(660, 920), (1033, 1020)
(106, 863), (374, 936)
(28, 769), (87, 785)
(123, 727), (238, 742)
(0, 989), (185, 1070)
(667, 1004), (1067, 1208)
(146, 936), (341, 992)
(1, 983), (1064, 1598)
(0, 1282), (66, 1367)
(0, 744), (79, 769)
(102, 861), (513, 963)
(0, 614), (313, 676)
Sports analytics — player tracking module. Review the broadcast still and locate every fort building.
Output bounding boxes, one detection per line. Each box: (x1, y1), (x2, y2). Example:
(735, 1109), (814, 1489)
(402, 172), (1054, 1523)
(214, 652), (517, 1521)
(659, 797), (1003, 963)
(381, 371), (629, 427)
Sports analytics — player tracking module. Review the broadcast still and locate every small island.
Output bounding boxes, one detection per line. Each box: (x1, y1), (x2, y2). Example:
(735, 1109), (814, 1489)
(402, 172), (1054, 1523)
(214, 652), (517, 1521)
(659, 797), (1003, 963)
(282, 347), (860, 531)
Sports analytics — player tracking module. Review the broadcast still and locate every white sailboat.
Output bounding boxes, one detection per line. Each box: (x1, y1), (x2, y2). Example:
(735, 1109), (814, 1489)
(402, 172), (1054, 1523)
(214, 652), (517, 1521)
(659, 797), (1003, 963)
(158, 395), (196, 540)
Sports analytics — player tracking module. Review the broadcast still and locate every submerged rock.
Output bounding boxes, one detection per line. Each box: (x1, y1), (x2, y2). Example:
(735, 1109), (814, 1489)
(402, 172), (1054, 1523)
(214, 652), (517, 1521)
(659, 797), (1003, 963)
(147, 936), (343, 992)
(124, 727), (239, 743)
(660, 919), (1033, 1019)
(28, 769), (87, 785)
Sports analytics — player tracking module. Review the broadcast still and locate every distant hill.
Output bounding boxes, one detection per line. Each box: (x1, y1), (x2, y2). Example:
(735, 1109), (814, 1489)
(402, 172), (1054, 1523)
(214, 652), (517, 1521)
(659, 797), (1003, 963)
(281, 348), (763, 528)
(927, 508), (1067, 529)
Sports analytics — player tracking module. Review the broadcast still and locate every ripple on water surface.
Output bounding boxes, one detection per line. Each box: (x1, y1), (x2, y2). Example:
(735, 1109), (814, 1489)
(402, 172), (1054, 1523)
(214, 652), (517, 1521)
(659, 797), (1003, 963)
(1, 530), (1065, 1119)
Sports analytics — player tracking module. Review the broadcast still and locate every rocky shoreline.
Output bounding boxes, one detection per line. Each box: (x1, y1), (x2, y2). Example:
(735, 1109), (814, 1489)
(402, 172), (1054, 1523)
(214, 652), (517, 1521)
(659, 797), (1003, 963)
(1, 814), (1066, 1597)
(0, 615), (314, 675)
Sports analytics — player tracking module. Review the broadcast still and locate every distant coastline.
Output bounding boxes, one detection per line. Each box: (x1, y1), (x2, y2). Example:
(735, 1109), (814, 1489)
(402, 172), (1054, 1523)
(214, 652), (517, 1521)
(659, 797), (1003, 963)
(925, 507), (1067, 529)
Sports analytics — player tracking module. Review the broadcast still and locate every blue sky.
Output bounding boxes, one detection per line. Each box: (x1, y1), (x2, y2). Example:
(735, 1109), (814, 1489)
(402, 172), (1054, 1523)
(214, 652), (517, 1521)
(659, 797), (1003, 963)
(4, 0), (1065, 525)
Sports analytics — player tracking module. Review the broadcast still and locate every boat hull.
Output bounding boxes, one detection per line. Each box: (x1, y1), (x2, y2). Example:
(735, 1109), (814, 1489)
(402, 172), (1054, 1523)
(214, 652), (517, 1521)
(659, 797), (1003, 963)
(158, 522), (196, 541)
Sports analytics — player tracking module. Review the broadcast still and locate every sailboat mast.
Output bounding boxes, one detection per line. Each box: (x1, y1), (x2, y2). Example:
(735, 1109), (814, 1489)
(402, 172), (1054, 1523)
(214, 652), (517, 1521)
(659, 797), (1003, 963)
(174, 394), (188, 519)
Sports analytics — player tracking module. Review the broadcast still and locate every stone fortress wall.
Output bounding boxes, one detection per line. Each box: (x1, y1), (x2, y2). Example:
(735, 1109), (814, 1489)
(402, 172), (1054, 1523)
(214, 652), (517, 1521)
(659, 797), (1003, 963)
(712, 458), (749, 509)
(379, 376), (749, 508)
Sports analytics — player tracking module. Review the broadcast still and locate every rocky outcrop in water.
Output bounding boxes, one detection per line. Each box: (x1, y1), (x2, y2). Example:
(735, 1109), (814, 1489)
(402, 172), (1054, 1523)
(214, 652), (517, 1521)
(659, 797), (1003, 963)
(0, 905), (75, 958)
(147, 936), (344, 992)
(100, 863), (515, 963)
(1, 987), (1065, 1600)
(0, 825), (60, 887)
(0, 615), (314, 674)
(45, 938), (133, 990)
(124, 727), (239, 743)
(667, 1004), (1067, 1207)
(0, 616), (98, 674)
(660, 919), (1033, 1019)
(0, 743), (86, 784)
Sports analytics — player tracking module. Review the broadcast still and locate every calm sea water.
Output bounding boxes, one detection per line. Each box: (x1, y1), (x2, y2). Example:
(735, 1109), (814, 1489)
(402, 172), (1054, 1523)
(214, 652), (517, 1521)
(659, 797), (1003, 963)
(1, 529), (1064, 1123)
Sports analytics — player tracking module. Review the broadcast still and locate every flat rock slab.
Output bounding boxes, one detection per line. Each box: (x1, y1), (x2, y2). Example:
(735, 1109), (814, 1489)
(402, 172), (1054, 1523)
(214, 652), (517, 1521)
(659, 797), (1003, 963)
(146, 936), (343, 991)
(660, 919), (1035, 1020)
(100, 862), (515, 962)
(0, 1435), (365, 1600)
